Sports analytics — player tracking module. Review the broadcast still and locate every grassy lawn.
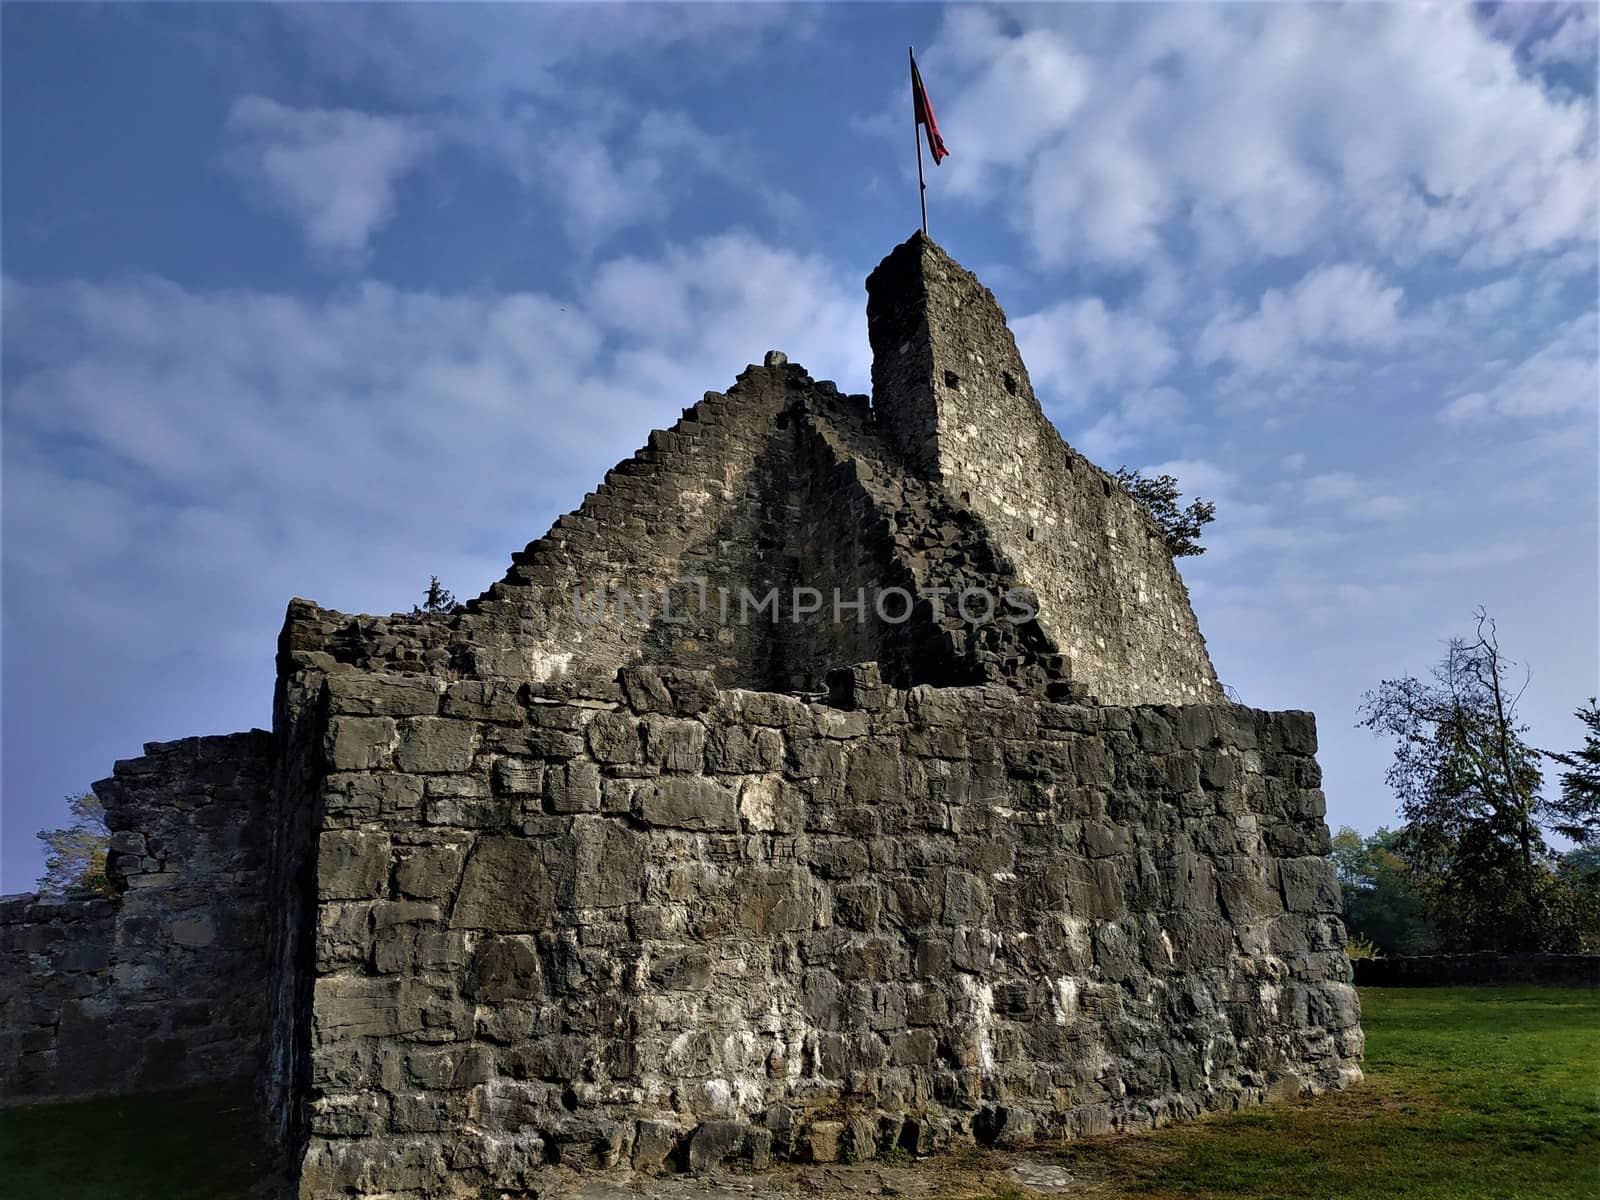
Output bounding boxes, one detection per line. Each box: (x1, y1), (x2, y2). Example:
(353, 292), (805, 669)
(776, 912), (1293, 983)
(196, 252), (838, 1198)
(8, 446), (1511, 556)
(0, 987), (1593, 1198)
(0, 1082), (272, 1200)
(1037, 986), (1600, 1200)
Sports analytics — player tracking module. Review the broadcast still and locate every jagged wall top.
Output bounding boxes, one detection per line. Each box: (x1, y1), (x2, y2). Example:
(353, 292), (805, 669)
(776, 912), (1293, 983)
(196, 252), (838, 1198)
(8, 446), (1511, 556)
(281, 233), (1223, 708)
(866, 233), (1222, 705)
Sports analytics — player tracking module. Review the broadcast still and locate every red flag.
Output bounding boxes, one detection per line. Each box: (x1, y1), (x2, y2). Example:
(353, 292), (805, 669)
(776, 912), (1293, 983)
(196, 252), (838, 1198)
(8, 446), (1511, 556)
(910, 50), (949, 165)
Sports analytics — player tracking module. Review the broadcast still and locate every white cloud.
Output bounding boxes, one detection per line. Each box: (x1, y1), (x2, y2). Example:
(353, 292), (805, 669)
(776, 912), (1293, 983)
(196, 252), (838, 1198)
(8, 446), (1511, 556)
(227, 90), (795, 262)
(1014, 296), (1179, 403)
(1300, 471), (1411, 523)
(1, 233), (866, 633)
(915, 5), (1597, 270)
(1484, 2), (1600, 70)
(1071, 387), (1188, 462)
(276, 4), (803, 107)
(1303, 471), (1363, 503)
(1399, 544), (1533, 574)
(224, 96), (437, 258)
(1141, 457), (1235, 500)
(1197, 263), (1404, 376)
(1348, 495), (1411, 523)
(1442, 313), (1599, 423)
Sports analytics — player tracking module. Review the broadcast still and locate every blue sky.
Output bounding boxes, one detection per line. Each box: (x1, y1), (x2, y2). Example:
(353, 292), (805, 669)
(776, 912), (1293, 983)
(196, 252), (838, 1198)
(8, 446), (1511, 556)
(3, 3), (1596, 891)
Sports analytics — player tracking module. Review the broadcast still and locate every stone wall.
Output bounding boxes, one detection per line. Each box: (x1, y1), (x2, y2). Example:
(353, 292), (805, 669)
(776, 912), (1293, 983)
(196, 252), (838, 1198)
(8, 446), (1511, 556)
(0, 892), (117, 1103)
(276, 362), (1071, 703)
(0, 731), (276, 1105)
(866, 234), (1222, 707)
(288, 665), (1360, 1199)
(1354, 953), (1600, 987)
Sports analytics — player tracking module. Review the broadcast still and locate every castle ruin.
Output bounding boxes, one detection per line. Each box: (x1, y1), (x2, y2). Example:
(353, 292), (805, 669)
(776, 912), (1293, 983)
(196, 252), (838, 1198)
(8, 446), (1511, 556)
(1, 234), (1363, 1197)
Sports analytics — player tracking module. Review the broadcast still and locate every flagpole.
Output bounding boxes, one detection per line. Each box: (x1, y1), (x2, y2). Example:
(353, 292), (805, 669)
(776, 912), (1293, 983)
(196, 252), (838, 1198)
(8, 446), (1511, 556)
(911, 46), (927, 237)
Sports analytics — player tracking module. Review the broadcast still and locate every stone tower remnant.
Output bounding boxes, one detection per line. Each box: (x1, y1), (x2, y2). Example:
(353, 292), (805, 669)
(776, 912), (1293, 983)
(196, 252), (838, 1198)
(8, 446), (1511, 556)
(1, 233), (1363, 1198)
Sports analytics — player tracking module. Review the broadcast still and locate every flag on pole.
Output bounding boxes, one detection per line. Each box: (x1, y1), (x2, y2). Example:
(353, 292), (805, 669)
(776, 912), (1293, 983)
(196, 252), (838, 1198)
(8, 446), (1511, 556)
(910, 50), (949, 164)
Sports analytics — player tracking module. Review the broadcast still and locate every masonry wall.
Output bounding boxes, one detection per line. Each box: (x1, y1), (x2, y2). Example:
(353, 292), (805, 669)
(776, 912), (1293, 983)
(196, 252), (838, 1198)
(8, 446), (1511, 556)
(866, 235), (1223, 707)
(0, 731), (276, 1105)
(290, 666), (1360, 1199)
(275, 365), (1070, 705)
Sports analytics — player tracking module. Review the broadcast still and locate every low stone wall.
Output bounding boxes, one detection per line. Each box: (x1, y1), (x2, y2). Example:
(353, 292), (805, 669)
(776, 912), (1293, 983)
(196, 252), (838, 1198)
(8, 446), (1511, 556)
(292, 665), (1360, 1198)
(1355, 953), (1600, 987)
(0, 892), (118, 1103)
(0, 731), (277, 1105)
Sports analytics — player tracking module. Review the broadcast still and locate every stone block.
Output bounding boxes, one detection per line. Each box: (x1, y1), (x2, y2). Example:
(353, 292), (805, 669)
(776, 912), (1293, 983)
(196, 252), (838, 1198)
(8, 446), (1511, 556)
(394, 718), (476, 774)
(637, 777), (737, 831)
(587, 712), (642, 764)
(688, 1120), (747, 1172)
(805, 1120), (845, 1163)
(633, 1119), (680, 1172)
(842, 1113), (880, 1162)
(492, 758), (543, 797)
(393, 842), (466, 900)
(308, 1092), (386, 1137)
(441, 680), (523, 722)
(826, 662), (889, 712)
(706, 725), (784, 773)
(327, 716), (397, 771)
(645, 718), (707, 773)
(466, 935), (543, 1001)
(312, 975), (409, 1041)
(169, 915), (216, 948)
(748, 1126), (774, 1169)
(317, 829), (390, 900)
(326, 672), (440, 718)
(563, 816), (645, 908)
(451, 837), (552, 930)
(736, 866), (813, 934)
(1272, 710), (1318, 756)
(1280, 856), (1341, 913)
(548, 760), (602, 813)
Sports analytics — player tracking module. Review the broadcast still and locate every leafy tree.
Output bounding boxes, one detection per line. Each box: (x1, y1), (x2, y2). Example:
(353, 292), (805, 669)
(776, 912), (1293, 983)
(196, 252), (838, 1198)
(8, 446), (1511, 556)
(1358, 610), (1588, 951)
(412, 576), (457, 616)
(1542, 698), (1600, 844)
(1331, 825), (1436, 955)
(36, 791), (111, 896)
(1113, 467), (1217, 557)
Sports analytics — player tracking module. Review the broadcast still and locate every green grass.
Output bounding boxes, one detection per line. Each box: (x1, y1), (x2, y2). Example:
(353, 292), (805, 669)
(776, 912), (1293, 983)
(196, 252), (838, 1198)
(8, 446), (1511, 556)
(1042, 986), (1600, 1200)
(0, 1083), (272, 1200)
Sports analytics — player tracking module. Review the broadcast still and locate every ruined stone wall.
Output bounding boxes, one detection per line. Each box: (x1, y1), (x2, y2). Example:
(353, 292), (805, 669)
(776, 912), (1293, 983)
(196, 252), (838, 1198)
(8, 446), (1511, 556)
(0, 731), (276, 1104)
(866, 235), (1223, 707)
(288, 666), (1359, 1199)
(276, 367), (1068, 704)
(280, 361), (858, 695)
(0, 893), (118, 1103)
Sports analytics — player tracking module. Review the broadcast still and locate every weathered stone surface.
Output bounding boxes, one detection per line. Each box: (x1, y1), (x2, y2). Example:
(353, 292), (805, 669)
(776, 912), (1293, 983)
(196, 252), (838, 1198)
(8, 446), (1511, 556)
(393, 842), (466, 900)
(318, 830), (391, 901)
(637, 777), (738, 831)
(394, 718), (475, 774)
(466, 936), (543, 1001)
(451, 838), (552, 930)
(549, 760), (602, 813)
(688, 1120), (747, 1171)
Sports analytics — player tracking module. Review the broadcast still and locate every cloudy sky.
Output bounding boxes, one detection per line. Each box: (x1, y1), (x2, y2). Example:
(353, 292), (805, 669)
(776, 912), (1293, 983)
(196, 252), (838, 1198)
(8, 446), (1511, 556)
(3, 3), (1596, 891)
